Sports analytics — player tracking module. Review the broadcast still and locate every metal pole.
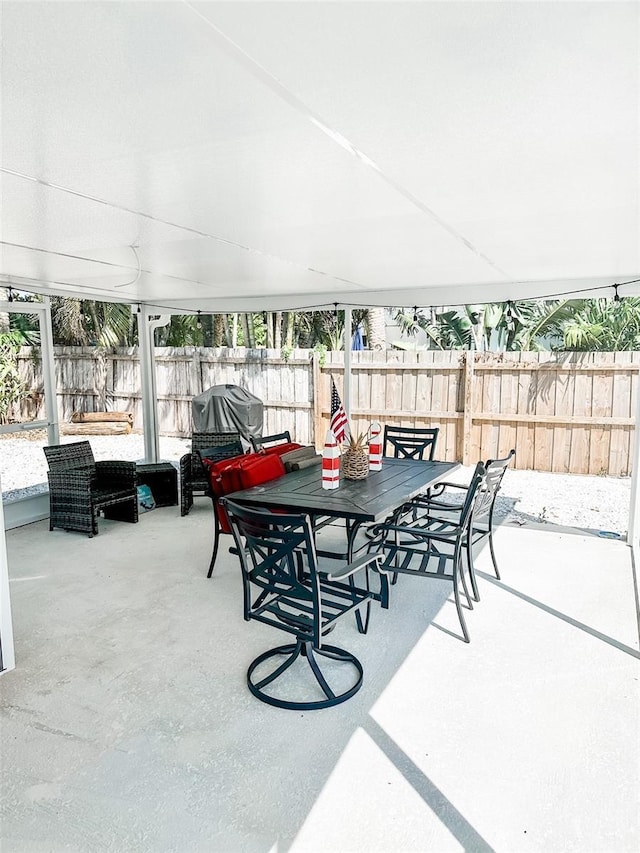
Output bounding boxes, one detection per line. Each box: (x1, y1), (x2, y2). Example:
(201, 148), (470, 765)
(344, 307), (352, 423)
(40, 297), (60, 446)
(138, 306), (170, 463)
(627, 367), (640, 547)
(0, 469), (15, 672)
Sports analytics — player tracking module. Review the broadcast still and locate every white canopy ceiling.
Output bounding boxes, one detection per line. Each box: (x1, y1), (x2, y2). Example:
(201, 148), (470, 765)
(1, 1), (638, 312)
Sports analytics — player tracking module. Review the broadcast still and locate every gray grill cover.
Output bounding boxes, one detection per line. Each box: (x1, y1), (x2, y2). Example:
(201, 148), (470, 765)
(191, 384), (263, 441)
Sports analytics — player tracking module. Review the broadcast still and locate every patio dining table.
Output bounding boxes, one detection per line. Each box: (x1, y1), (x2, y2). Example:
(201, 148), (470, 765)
(226, 456), (460, 562)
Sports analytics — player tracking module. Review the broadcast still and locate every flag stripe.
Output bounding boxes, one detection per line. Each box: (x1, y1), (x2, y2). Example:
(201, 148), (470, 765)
(330, 378), (349, 443)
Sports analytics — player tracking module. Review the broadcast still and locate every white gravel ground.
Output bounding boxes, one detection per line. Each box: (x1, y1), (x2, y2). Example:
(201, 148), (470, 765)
(0, 432), (631, 536)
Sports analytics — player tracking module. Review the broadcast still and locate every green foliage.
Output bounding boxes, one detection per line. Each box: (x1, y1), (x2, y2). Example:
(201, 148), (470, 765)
(39, 295), (640, 354)
(9, 312), (40, 346)
(561, 298), (640, 351)
(281, 344), (292, 362)
(0, 331), (26, 423)
(394, 298), (636, 353)
(253, 314), (267, 347)
(313, 342), (327, 366)
(5, 292), (41, 345)
(159, 314), (203, 347)
(51, 298), (133, 346)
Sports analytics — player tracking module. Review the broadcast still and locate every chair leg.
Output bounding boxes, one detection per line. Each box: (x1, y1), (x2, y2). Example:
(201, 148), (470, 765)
(390, 526), (401, 586)
(454, 555), (473, 610)
(466, 537), (480, 602)
(207, 505), (220, 578)
(181, 483), (194, 517)
(352, 591), (371, 634)
(452, 564), (470, 643)
(349, 566), (372, 634)
(488, 529), (501, 579)
(305, 644), (336, 698)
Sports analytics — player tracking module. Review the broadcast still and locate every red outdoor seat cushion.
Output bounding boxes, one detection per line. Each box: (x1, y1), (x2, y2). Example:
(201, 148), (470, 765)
(201, 452), (286, 533)
(259, 442), (303, 458)
(220, 452), (286, 493)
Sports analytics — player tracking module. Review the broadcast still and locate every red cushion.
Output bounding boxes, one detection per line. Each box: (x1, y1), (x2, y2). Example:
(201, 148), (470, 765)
(201, 453), (245, 498)
(202, 452), (286, 533)
(259, 442), (303, 458)
(221, 452), (286, 492)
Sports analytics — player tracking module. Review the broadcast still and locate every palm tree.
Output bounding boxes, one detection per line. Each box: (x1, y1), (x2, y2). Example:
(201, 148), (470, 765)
(51, 298), (134, 346)
(365, 307), (387, 351)
(393, 300), (589, 352)
(561, 298), (640, 350)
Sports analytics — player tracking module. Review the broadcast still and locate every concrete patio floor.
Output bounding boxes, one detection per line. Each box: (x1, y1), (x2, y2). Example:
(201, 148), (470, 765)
(1, 501), (639, 852)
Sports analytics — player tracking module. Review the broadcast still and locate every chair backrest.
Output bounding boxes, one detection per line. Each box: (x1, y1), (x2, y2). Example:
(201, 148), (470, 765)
(43, 440), (95, 472)
(472, 449), (515, 523)
(222, 499), (323, 647)
(250, 430), (292, 453)
(458, 461), (487, 529)
(191, 431), (242, 476)
(383, 425), (439, 461)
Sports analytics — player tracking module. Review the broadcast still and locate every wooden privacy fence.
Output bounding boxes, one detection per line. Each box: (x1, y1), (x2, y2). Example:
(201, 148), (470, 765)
(17, 346), (316, 446)
(15, 347), (639, 476)
(320, 350), (638, 476)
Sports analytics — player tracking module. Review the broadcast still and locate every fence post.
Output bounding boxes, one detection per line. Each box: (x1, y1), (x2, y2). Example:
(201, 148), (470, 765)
(462, 351), (474, 465)
(94, 349), (107, 412)
(106, 351), (116, 412)
(312, 351), (322, 450)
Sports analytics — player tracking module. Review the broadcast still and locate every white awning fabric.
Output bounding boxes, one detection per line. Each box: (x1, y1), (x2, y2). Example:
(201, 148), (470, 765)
(1, 1), (638, 311)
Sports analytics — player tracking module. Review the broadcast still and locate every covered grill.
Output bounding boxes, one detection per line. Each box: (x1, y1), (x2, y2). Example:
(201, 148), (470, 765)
(191, 384), (263, 442)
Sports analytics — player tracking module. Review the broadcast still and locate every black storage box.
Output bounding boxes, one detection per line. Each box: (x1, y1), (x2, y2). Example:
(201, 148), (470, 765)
(136, 462), (178, 507)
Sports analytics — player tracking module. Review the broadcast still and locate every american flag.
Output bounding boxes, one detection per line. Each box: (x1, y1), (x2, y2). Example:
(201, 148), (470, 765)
(330, 377), (349, 443)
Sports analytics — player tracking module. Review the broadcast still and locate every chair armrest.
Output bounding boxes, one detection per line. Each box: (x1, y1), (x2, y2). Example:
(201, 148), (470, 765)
(427, 480), (467, 497)
(374, 522), (459, 550)
(327, 552), (382, 581)
(47, 466), (94, 493)
(179, 452), (192, 481)
(411, 496), (464, 512)
(95, 460), (137, 489)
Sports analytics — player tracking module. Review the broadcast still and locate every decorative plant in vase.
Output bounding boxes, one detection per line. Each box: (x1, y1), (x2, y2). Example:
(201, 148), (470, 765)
(341, 429), (370, 480)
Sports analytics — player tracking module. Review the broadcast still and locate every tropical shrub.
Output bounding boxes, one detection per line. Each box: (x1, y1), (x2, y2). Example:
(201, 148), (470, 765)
(0, 331), (26, 423)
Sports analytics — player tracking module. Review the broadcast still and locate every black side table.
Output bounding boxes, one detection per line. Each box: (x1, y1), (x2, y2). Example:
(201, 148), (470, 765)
(136, 462), (178, 507)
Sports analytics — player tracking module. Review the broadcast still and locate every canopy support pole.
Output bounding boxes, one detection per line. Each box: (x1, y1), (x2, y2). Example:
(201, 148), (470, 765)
(343, 307), (352, 424)
(628, 368), (640, 548)
(40, 297), (60, 447)
(138, 307), (170, 463)
(0, 473), (15, 673)
(627, 369), (640, 649)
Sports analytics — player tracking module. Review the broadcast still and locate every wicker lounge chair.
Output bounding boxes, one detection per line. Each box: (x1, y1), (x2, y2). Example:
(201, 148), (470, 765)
(44, 440), (138, 537)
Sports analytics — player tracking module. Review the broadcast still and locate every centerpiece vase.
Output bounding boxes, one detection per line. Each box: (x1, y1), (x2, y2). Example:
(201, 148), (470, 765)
(342, 446), (369, 480)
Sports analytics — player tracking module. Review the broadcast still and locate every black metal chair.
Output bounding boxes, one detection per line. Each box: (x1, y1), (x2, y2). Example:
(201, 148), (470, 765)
(368, 463), (485, 643)
(222, 498), (387, 710)
(249, 430), (292, 452)
(383, 425), (439, 461)
(44, 441), (138, 537)
(360, 425), (441, 545)
(179, 431), (243, 516)
(408, 449), (515, 601)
